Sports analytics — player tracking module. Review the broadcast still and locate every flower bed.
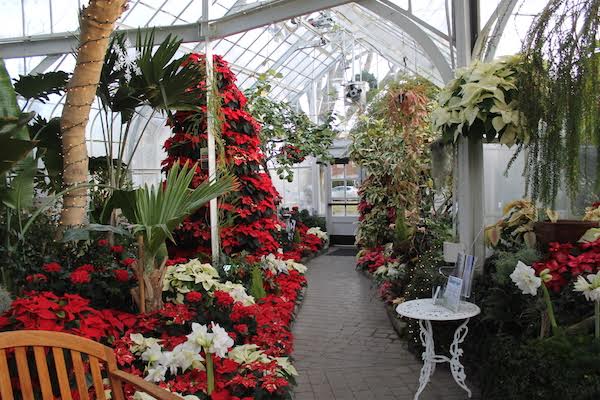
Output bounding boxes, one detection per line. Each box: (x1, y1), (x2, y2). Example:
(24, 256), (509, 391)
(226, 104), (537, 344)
(0, 240), (328, 399)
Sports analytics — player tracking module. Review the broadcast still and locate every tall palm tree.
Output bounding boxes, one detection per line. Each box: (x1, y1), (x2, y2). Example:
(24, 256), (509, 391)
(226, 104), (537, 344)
(60, 0), (128, 229)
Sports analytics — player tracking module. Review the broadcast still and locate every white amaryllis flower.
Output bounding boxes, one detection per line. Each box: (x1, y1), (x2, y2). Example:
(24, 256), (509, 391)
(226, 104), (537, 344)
(187, 323), (214, 348)
(510, 261), (541, 296)
(209, 323), (234, 358)
(141, 342), (163, 364)
(574, 274), (600, 302)
(170, 341), (204, 373)
(145, 364), (167, 382)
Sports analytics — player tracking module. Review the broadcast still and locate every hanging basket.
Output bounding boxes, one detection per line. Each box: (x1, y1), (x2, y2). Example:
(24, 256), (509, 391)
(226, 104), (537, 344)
(534, 220), (599, 250)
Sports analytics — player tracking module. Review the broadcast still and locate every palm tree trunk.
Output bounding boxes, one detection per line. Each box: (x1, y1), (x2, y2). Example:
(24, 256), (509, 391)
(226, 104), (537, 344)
(59, 0), (127, 228)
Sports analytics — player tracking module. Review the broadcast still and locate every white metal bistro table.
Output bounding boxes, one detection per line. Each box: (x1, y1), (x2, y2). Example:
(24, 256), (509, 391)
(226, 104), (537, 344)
(396, 298), (480, 400)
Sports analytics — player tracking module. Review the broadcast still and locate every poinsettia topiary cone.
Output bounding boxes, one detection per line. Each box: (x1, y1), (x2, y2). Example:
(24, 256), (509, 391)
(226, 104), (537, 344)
(162, 54), (282, 261)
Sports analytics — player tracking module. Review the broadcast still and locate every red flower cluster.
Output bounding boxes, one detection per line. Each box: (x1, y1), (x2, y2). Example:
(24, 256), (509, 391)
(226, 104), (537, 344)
(42, 262), (61, 273)
(356, 247), (390, 273)
(162, 54), (282, 261)
(533, 239), (600, 292)
(70, 269), (91, 284)
(0, 292), (135, 342)
(185, 291), (203, 303)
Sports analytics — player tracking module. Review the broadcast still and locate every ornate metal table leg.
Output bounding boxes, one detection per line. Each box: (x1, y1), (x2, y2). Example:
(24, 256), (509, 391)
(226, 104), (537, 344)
(449, 318), (471, 398)
(414, 319), (435, 400)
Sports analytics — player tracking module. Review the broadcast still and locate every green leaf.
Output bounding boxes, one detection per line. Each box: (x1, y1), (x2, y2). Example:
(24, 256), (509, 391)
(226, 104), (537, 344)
(60, 223), (132, 243)
(13, 71), (70, 103)
(0, 156), (37, 211)
(492, 115), (506, 133)
(29, 116), (62, 192)
(131, 161), (234, 266)
(0, 136), (37, 175)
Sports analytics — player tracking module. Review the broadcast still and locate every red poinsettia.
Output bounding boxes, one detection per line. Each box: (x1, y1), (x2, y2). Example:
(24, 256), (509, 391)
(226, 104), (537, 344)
(532, 240), (600, 292)
(162, 54), (282, 261)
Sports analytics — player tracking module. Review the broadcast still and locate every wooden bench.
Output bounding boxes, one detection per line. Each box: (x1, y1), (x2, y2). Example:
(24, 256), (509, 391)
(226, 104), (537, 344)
(0, 330), (181, 400)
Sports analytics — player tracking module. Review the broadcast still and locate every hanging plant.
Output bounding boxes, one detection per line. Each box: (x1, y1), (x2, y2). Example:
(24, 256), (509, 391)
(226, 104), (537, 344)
(518, 0), (600, 206)
(431, 55), (527, 147)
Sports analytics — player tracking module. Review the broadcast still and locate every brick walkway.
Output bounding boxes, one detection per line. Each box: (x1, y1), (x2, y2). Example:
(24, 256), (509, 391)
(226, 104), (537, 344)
(292, 250), (477, 400)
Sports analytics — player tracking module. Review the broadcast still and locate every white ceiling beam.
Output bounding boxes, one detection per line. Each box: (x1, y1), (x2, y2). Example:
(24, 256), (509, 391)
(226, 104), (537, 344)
(0, 0), (360, 59)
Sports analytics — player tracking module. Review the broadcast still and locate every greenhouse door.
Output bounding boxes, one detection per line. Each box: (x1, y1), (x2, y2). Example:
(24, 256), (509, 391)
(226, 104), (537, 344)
(326, 160), (362, 245)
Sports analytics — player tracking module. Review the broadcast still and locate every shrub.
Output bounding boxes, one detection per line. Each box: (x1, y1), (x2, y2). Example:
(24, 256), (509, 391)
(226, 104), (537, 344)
(480, 335), (600, 400)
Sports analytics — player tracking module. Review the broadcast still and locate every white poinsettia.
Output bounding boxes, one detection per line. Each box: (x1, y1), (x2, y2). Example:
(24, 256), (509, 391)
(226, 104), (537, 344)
(215, 281), (255, 305)
(262, 253), (289, 274)
(130, 333), (161, 355)
(307, 227), (328, 241)
(432, 55), (526, 146)
(227, 344), (269, 364)
(284, 259), (307, 274)
(510, 261), (541, 296)
(574, 274), (600, 302)
(274, 357), (298, 377)
(162, 259), (255, 305)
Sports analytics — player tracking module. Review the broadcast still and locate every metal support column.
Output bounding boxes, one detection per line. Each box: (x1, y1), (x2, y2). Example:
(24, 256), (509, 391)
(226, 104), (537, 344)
(202, 0), (220, 264)
(453, 0), (484, 267)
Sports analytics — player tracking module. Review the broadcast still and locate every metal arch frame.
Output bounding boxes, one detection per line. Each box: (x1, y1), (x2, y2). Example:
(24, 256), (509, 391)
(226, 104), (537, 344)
(332, 6), (442, 84)
(358, 0), (454, 83)
(483, 0), (519, 61)
(0, 0), (361, 59)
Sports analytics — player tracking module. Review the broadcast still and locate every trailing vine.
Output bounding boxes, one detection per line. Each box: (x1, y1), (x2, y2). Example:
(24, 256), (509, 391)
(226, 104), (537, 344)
(518, 0), (600, 206)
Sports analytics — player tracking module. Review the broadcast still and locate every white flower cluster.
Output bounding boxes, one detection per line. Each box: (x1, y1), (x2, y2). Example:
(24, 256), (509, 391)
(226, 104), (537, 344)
(228, 344), (298, 377)
(307, 227), (328, 242)
(261, 253), (308, 275)
(133, 322), (234, 383)
(574, 273), (600, 302)
(510, 261), (541, 296)
(162, 259), (255, 305)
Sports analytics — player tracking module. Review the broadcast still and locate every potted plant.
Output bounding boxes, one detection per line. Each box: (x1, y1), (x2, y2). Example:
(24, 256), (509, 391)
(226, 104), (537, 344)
(431, 55), (527, 147)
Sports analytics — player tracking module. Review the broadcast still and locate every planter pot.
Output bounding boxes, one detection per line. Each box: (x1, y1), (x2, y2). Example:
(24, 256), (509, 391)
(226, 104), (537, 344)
(534, 220), (599, 250)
